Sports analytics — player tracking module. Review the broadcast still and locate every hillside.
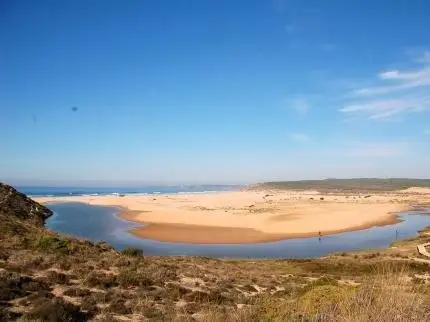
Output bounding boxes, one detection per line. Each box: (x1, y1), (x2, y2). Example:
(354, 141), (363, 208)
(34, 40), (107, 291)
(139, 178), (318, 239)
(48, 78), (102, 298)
(0, 182), (430, 321)
(0, 183), (52, 225)
(255, 178), (430, 193)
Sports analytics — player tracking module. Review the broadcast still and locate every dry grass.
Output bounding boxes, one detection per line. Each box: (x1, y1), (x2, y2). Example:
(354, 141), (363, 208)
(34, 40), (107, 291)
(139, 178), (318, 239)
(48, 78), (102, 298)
(188, 264), (430, 322)
(326, 266), (429, 322)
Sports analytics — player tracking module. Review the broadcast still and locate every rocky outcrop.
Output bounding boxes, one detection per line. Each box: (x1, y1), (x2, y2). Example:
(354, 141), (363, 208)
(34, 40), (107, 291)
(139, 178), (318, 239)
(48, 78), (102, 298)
(0, 183), (52, 225)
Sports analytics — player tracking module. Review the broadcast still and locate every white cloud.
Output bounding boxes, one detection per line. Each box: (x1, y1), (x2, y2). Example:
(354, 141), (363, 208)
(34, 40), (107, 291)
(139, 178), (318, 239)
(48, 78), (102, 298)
(289, 133), (310, 142)
(378, 68), (430, 81)
(288, 98), (309, 115)
(340, 97), (429, 120)
(345, 142), (406, 158)
(339, 53), (430, 120)
(351, 68), (430, 97)
(424, 129), (430, 135)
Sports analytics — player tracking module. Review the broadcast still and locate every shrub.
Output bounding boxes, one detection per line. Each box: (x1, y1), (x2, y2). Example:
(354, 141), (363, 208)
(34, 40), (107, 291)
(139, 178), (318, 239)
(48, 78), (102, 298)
(0, 271), (49, 301)
(56, 259), (72, 271)
(117, 269), (152, 288)
(299, 276), (339, 295)
(0, 272), (27, 301)
(0, 249), (9, 260)
(0, 307), (19, 321)
(121, 247), (143, 257)
(46, 271), (69, 284)
(63, 287), (91, 297)
(184, 289), (232, 304)
(109, 298), (132, 314)
(165, 284), (190, 300)
(80, 296), (99, 315)
(83, 272), (117, 288)
(22, 297), (91, 321)
(35, 234), (69, 253)
(246, 295), (297, 321)
(298, 284), (354, 315)
(26, 290), (53, 303)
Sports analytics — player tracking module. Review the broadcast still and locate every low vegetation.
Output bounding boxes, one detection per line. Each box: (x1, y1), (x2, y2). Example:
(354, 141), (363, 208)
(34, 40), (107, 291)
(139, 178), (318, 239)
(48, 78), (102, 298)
(121, 247), (144, 257)
(257, 178), (430, 193)
(1, 182), (430, 321)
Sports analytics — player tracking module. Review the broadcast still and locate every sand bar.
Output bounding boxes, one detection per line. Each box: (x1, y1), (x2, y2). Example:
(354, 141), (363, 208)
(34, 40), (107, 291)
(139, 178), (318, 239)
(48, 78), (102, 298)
(33, 189), (430, 244)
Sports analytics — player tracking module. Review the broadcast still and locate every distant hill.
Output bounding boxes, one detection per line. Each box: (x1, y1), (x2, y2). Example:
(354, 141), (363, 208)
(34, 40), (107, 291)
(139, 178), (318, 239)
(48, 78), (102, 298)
(255, 178), (430, 192)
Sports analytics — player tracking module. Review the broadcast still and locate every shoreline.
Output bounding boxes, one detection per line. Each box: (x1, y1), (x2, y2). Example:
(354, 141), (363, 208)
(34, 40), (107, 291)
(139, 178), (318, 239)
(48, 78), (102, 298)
(33, 189), (422, 244)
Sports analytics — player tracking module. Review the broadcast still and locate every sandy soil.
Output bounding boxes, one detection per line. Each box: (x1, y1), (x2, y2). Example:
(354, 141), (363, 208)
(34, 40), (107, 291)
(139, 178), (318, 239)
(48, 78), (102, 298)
(34, 188), (430, 244)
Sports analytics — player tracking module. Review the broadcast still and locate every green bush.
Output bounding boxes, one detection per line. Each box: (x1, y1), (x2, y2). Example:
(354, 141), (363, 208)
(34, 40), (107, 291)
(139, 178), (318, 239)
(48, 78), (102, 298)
(35, 234), (69, 253)
(299, 285), (354, 315)
(121, 247), (143, 257)
(299, 276), (339, 295)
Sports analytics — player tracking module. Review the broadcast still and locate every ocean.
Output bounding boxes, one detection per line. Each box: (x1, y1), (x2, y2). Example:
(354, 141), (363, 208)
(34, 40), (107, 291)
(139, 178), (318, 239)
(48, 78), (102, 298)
(17, 185), (241, 197)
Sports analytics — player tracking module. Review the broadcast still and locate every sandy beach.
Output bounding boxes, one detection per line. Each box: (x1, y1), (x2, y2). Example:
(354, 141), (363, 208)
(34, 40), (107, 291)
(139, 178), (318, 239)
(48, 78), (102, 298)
(34, 188), (430, 244)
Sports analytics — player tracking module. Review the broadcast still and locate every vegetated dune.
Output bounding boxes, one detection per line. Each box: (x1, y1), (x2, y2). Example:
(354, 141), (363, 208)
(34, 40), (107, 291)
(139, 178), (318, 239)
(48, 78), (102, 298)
(1, 182), (430, 321)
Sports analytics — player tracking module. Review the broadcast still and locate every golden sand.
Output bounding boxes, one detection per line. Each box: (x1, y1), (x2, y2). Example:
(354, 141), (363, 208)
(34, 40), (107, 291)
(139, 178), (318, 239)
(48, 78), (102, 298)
(34, 188), (430, 244)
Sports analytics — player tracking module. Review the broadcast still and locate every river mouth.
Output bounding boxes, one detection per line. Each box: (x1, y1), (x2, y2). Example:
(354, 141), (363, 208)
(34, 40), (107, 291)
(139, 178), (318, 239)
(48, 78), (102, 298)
(46, 202), (430, 259)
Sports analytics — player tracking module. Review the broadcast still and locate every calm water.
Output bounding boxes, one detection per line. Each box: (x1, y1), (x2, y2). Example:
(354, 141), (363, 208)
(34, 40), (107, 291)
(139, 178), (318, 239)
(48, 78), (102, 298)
(46, 202), (430, 259)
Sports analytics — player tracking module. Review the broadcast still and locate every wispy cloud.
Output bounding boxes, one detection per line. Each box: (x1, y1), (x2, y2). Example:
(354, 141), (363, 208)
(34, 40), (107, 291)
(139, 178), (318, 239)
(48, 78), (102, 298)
(288, 98), (309, 115)
(424, 129), (430, 135)
(340, 97), (429, 120)
(339, 52), (430, 120)
(415, 51), (430, 63)
(289, 133), (310, 142)
(351, 67), (430, 97)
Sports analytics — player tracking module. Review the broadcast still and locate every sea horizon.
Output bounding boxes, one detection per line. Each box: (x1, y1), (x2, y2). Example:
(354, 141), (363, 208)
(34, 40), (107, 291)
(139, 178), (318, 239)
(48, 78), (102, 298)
(17, 184), (243, 197)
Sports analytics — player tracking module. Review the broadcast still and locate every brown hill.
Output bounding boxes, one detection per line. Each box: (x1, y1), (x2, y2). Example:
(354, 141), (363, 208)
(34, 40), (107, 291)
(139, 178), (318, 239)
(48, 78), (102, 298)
(0, 183), (52, 225)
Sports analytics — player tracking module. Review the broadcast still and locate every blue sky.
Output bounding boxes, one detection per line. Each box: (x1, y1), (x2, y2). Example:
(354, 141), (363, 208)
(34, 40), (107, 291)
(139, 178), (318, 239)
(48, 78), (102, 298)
(1, 0), (430, 186)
